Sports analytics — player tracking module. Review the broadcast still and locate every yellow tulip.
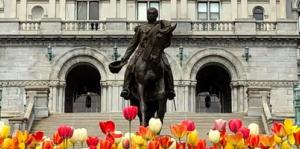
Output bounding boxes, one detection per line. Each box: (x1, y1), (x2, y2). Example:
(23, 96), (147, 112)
(208, 129), (220, 144)
(19, 142), (26, 149)
(282, 140), (292, 149)
(0, 124), (10, 138)
(187, 129), (198, 146)
(274, 134), (283, 144)
(117, 142), (125, 149)
(248, 123), (259, 135)
(283, 119), (296, 145)
(132, 135), (146, 148)
(36, 145), (42, 149)
(16, 130), (28, 143)
(2, 138), (12, 149)
(149, 118), (162, 134)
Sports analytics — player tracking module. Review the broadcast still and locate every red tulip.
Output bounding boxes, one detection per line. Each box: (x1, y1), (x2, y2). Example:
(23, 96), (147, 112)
(197, 139), (207, 149)
(158, 135), (173, 149)
(42, 140), (53, 149)
(228, 119), (243, 133)
(271, 122), (286, 137)
(149, 140), (160, 149)
(238, 127), (250, 139)
(212, 119), (226, 133)
(99, 139), (113, 149)
(33, 131), (44, 142)
(86, 136), (99, 147)
(53, 131), (63, 145)
(99, 121), (116, 134)
(25, 134), (33, 145)
(176, 142), (186, 149)
(181, 120), (196, 131)
(122, 106), (138, 121)
(247, 134), (260, 148)
(57, 125), (74, 139)
(294, 129), (300, 146)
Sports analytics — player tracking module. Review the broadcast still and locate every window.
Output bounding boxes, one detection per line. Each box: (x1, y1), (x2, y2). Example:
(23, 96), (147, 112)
(253, 6), (264, 20)
(137, 1), (160, 20)
(77, 1), (99, 20)
(197, 2), (219, 20)
(31, 6), (44, 20)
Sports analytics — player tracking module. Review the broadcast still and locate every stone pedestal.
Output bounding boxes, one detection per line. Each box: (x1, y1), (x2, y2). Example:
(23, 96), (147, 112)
(25, 86), (49, 118)
(247, 87), (271, 116)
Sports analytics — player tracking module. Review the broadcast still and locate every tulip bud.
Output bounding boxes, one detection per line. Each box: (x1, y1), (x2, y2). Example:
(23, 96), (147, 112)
(187, 129), (199, 146)
(248, 123), (259, 135)
(228, 119), (243, 133)
(208, 129), (220, 144)
(213, 119), (226, 132)
(149, 118), (162, 134)
(181, 120), (196, 131)
(0, 123), (10, 139)
(122, 106), (138, 121)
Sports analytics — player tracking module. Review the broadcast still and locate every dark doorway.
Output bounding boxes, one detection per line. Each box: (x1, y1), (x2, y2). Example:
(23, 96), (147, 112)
(65, 64), (101, 113)
(196, 64), (231, 113)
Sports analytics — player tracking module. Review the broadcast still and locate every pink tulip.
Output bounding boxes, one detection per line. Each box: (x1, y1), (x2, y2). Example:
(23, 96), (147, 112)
(212, 119), (226, 132)
(238, 127), (250, 139)
(57, 125), (74, 139)
(122, 106), (138, 121)
(181, 120), (196, 131)
(228, 119), (243, 133)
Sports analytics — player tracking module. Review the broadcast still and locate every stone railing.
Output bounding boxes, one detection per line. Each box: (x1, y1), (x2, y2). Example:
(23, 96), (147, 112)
(0, 19), (297, 36)
(261, 97), (272, 134)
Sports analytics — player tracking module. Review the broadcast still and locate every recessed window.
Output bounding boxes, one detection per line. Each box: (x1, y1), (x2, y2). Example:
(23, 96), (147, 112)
(137, 1), (160, 20)
(197, 2), (219, 20)
(77, 0), (99, 20)
(31, 6), (44, 20)
(253, 6), (264, 20)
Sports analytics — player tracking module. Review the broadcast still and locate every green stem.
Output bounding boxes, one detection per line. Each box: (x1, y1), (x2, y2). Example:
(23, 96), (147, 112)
(72, 143), (75, 149)
(81, 142), (83, 148)
(129, 120), (131, 149)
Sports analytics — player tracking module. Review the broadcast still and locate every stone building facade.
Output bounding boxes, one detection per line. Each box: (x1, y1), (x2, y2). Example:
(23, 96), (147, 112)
(0, 0), (299, 118)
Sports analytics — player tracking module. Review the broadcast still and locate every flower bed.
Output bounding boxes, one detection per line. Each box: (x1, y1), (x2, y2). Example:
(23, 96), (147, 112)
(0, 106), (298, 149)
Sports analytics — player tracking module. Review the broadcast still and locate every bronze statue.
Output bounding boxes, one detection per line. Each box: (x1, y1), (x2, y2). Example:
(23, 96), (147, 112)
(109, 7), (176, 126)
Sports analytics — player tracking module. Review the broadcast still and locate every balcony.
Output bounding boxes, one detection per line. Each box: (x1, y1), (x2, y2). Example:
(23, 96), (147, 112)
(0, 19), (298, 37)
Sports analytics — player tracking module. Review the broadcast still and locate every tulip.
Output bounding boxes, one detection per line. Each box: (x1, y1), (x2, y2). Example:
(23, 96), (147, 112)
(2, 138), (12, 149)
(248, 123), (259, 135)
(148, 140), (160, 149)
(122, 138), (130, 149)
(53, 131), (63, 145)
(138, 126), (155, 141)
(181, 120), (196, 132)
(149, 118), (162, 134)
(271, 122), (286, 138)
(196, 139), (206, 149)
(259, 134), (275, 149)
(283, 119), (296, 145)
(111, 131), (123, 144)
(18, 142), (25, 149)
(99, 139), (114, 149)
(282, 140), (292, 149)
(122, 106), (138, 121)
(0, 123), (10, 139)
(16, 130), (28, 143)
(99, 121), (116, 135)
(294, 128), (300, 147)
(70, 128), (88, 147)
(86, 136), (99, 148)
(187, 129), (198, 146)
(247, 134), (259, 149)
(228, 119), (242, 133)
(176, 142), (186, 149)
(33, 131), (44, 142)
(57, 125), (74, 139)
(212, 119), (226, 133)
(238, 127), (250, 139)
(42, 140), (54, 149)
(132, 135), (146, 148)
(25, 134), (34, 145)
(170, 123), (187, 141)
(226, 132), (244, 148)
(158, 135), (174, 149)
(208, 129), (220, 144)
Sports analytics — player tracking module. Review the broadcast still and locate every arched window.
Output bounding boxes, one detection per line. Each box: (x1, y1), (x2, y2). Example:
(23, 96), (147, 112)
(253, 6), (264, 20)
(31, 6), (44, 20)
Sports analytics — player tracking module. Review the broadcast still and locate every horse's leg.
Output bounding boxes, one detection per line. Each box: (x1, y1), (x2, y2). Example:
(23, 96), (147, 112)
(137, 83), (146, 126)
(144, 100), (157, 126)
(157, 99), (167, 124)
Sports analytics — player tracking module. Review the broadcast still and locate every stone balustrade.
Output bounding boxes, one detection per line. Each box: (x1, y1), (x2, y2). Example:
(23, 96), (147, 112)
(0, 19), (298, 36)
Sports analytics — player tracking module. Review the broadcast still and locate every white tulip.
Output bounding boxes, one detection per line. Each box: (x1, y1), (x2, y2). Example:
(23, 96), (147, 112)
(70, 128), (88, 144)
(114, 131), (123, 144)
(208, 129), (220, 144)
(149, 118), (162, 134)
(248, 123), (259, 135)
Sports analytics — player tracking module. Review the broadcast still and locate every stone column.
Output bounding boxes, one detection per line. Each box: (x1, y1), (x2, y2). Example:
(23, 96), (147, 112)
(190, 81), (197, 112)
(231, 0), (237, 20)
(270, 0), (277, 21)
(180, 0), (187, 18)
(241, 0), (248, 18)
(59, 0), (66, 20)
(238, 86), (244, 112)
(119, 0), (127, 18)
(184, 82), (189, 111)
(110, 0), (117, 18)
(20, 0), (27, 20)
(171, 0), (177, 19)
(4, 0), (17, 18)
(280, 0), (286, 18)
(100, 81), (107, 112)
(231, 84), (238, 113)
(107, 83), (112, 112)
(49, 0), (56, 18)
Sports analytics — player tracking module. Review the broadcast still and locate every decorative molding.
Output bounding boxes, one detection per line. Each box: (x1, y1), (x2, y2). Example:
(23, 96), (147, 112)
(232, 80), (298, 87)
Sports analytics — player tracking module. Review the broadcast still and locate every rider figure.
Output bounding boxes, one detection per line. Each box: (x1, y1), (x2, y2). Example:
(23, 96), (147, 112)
(120, 7), (176, 100)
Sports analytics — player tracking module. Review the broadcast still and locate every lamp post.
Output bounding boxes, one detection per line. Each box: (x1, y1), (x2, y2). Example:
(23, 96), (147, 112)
(47, 45), (53, 61)
(112, 45), (121, 61)
(177, 45), (184, 66)
(294, 84), (300, 125)
(242, 47), (252, 62)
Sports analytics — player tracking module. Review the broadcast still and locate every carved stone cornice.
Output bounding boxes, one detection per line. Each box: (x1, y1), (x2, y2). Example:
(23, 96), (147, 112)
(0, 80), (66, 87)
(245, 80), (297, 87)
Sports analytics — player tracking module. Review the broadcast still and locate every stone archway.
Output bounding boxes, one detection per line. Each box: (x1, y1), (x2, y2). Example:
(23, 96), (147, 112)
(49, 47), (110, 113)
(184, 48), (247, 113)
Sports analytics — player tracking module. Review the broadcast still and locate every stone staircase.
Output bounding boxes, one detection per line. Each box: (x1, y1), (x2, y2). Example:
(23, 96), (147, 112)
(31, 112), (263, 147)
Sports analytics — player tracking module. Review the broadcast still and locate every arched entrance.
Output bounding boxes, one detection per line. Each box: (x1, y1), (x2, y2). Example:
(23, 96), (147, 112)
(65, 64), (101, 113)
(196, 64), (231, 113)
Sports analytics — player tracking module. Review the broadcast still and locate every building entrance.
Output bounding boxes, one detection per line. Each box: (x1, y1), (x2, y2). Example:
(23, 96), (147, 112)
(65, 64), (101, 112)
(196, 64), (231, 113)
